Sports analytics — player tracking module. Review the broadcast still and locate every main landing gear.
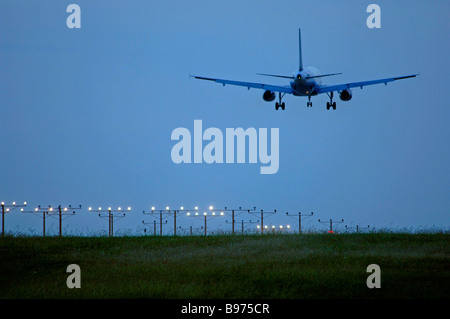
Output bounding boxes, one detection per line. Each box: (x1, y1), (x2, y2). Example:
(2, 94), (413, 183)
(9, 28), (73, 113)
(326, 92), (336, 110)
(275, 92), (285, 110)
(274, 92), (337, 110)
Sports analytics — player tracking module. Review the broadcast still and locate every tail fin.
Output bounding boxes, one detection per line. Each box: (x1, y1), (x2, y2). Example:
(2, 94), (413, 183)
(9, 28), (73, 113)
(298, 28), (303, 71)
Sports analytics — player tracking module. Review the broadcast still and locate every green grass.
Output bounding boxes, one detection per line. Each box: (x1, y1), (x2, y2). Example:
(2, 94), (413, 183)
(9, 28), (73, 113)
(0, 233), (449, 299)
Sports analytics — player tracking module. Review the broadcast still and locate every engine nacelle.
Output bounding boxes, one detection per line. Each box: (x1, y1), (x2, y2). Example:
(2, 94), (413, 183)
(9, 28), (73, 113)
(339, 89), (352, 101)
(263, 90), (275, 102)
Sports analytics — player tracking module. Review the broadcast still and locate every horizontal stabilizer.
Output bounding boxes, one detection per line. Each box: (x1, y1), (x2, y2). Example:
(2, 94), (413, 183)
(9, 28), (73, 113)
(256, 73), (294, 79)
(257, 72), (342, 80)
(304, 72), (342, 79)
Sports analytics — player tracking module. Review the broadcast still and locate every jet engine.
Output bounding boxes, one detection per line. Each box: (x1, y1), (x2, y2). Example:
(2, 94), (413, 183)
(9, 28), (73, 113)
(339, 89), (352, 101)
(263, 90), (275, 102)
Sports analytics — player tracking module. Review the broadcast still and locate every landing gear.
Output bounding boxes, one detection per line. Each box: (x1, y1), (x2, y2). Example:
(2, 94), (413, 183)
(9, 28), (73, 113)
(307, 95), (312, 107)
(275, 92), (286, 110)
(326, 92), (336, 110)
(275, 102), (285, 110)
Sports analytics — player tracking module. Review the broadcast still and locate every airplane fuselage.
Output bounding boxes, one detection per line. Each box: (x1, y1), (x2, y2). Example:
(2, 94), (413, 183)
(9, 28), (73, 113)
(291, 66), (322, 96)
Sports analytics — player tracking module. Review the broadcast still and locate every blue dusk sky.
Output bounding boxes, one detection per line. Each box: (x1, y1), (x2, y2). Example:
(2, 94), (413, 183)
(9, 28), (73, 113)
(0, 0), (449, 235)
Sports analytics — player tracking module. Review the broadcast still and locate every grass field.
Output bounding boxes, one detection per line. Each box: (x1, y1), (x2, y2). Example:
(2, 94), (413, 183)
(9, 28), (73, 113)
(0, 233), (449, 299)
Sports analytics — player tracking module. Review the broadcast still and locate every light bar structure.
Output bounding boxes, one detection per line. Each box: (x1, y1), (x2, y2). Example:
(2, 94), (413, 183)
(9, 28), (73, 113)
(186, 210), (225, 236)
(286, 211), (314, 234)
(89, 206), (131, 237)
(142, 219), (168, 236)
(20, 205), (50, 237)
(209, 206), (256, 235)
(1, 201), (27, 237)
(248, 209), (277, 235)
(345, 224), (371, 234)
(145, 206), (199, 236)
(226, 219), (259, 235)
(318, 218), (344, 233)
(143, 207), (172, 236)
(46, 205), (81, 237)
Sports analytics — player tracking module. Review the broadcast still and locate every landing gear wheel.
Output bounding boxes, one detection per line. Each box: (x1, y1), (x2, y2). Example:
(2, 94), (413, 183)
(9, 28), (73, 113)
(307, 102), (312, 107)
(332, 102), (336, 110)
(281, 102), (285, 110)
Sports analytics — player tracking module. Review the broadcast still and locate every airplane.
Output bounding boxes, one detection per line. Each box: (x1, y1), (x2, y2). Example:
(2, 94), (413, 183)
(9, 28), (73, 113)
(191, 29), (418, 110)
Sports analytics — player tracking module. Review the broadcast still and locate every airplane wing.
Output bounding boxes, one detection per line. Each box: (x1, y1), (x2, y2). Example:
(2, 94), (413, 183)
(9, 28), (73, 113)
(191, 75), (294, 94)
(318, 74), (418, 94)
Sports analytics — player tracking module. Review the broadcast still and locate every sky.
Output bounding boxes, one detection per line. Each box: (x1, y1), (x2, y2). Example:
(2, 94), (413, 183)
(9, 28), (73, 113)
(0, 0), (449, 236)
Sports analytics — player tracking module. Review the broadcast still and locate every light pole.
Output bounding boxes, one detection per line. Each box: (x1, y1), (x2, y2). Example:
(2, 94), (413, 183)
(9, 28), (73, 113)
(286, 211), (314, 234)
(175, 206), (200, 236)
(209, 206), (256, 235)
(46, 205), (81, 237)
(1, 201), (27, 237)
(318, 218), (344, 233)
(21, 205), (49, 237)
(345, 224), (370, 234)
(226, 219), (259, 235)
(248, 209), (277, 235)
(142, 219), (167, 236)
(143, 207), (171, 236)
(89, 206), (131, 237)
(186, 210), (224, 236)
(145, 206), (199, 236)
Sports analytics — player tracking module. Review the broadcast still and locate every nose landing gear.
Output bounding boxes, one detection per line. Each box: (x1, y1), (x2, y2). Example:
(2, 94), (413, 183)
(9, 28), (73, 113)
(307, 95), (312, 107)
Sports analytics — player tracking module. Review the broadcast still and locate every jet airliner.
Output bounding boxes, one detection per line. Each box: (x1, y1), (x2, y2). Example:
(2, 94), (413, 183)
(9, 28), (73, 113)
(192, 29), (417, 110)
